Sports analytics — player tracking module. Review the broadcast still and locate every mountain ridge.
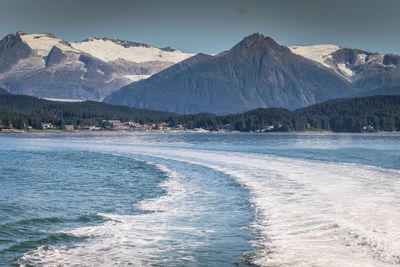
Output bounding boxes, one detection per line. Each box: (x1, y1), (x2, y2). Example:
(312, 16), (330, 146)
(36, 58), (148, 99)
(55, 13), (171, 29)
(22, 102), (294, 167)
(0, 32), (195, 101)
(2, 31), (400, 112)
(105, 34), (353, 114)
(106, 33), (400, 114)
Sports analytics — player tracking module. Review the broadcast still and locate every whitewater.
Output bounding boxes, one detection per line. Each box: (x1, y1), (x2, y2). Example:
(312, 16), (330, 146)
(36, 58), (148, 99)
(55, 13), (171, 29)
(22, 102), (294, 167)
(1, 132), (399, 266)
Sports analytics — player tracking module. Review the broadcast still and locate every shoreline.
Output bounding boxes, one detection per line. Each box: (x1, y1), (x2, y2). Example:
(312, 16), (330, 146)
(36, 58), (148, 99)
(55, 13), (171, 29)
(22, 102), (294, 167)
(1, 129), (400, 134)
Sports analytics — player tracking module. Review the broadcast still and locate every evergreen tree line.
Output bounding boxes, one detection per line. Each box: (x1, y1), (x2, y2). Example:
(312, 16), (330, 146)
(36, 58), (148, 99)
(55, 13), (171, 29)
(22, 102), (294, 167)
(0, 95), (174, 129)
(0, 94), (399, 132)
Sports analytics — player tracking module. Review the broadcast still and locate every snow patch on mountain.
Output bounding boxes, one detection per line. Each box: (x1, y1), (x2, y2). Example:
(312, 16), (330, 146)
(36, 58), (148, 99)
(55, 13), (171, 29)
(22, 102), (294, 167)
(337, 63), (354, 76)
(289, 45), (340, 67)
(42, 97), (84, 102)
(357, 54), (367, 64)
(71, 38), (194, 63)
(20, 33), (77, 56)
(124, 74), (152, 82)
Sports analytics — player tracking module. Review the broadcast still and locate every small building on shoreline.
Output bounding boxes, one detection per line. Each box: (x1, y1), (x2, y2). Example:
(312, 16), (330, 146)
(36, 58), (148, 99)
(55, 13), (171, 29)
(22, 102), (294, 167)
(64, 125), (74, 131)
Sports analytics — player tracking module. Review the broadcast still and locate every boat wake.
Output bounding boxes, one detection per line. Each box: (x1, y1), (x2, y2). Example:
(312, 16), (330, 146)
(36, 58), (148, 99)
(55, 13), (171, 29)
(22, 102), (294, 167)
(21, 155), (252, 266)
(21, 143), (400, 266)
(115, 145), (400, 266)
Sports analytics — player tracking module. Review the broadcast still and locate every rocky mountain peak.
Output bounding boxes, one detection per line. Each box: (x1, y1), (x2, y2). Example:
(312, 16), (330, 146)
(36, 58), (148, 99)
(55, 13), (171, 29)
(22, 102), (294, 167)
(231, 33), (283, 52)
(0, 32), (32, 73)
(45, 46), (66, 67)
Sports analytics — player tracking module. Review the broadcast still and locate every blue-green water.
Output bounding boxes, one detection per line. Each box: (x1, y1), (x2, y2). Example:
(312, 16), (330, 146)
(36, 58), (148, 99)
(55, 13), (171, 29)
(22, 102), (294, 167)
(0, 132), (399, 266)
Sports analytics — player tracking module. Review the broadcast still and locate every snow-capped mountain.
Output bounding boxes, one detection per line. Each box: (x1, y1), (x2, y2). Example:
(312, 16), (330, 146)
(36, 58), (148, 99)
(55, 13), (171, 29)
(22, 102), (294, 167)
(289, 44), (400, 87)
(106, 33), (400, 114)
(1, 31), (400, 112)
(0, 32), (194, 100)
(71, 38), (192, 64)
(105, 34), (352, 114)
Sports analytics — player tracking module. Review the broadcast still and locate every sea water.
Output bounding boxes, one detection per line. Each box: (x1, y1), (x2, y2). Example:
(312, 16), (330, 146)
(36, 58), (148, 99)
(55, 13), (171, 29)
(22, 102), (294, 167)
(0, 132), (399, 266)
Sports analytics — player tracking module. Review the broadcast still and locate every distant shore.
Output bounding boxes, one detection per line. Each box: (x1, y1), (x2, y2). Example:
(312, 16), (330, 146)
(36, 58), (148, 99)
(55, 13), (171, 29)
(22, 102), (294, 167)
(2, 128), (400, 134)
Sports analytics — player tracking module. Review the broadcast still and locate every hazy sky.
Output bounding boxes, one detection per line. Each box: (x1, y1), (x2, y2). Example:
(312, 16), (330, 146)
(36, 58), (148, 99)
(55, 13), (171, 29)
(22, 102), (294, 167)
(1, 0), (400, 54)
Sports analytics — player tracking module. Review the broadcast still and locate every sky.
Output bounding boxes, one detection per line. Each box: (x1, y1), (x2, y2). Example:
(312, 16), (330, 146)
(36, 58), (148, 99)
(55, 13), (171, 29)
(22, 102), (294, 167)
(1, 0), (400, 55)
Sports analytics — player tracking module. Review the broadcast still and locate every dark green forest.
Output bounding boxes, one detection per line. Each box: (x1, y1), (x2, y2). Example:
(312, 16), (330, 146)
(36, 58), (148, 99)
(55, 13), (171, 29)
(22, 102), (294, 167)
(164, 95), (400, 132)
(0, 92), (399, 132)
(296, 95), (400, 132)
(0, 94), (175, 130)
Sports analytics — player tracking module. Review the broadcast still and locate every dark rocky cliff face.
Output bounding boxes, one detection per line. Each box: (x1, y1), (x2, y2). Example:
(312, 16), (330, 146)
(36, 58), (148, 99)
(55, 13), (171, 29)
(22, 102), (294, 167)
(105, 34), (352, 114)
(0, 33), (31, 73)
(383, 54), (400, 66)
(45, 46), (66, 67)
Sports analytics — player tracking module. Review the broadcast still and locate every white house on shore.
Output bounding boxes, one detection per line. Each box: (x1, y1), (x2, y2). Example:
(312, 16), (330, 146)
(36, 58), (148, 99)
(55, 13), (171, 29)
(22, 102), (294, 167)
(42, 123), (53, 129)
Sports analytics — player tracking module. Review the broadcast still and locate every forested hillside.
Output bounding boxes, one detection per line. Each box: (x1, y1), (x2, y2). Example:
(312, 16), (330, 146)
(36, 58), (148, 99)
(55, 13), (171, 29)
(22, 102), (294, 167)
(161, 95), (400, 132)
(297, 95), (400, 132)
(0, 94), (175, 129)
(0, 94), (399, 132)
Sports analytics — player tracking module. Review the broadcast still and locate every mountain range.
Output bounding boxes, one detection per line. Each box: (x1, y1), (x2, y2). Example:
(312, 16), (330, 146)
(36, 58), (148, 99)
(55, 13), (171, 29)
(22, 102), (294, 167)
(106, 34), (352, 114)
(106, 33), (400, 114)
(0, 32), (193, 100)
(1, 32), (400, 114)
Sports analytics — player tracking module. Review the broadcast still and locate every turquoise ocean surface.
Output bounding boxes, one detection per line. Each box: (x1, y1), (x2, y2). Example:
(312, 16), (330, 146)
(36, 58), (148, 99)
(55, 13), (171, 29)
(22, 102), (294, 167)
(1, 132), (399, 266)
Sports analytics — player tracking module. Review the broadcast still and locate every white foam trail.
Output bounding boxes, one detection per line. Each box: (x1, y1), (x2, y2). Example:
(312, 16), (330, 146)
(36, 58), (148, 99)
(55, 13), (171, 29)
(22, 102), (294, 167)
(21, 160), (213, 266)
(100, 145), (400, 267)
(21, 142), (400, 266)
